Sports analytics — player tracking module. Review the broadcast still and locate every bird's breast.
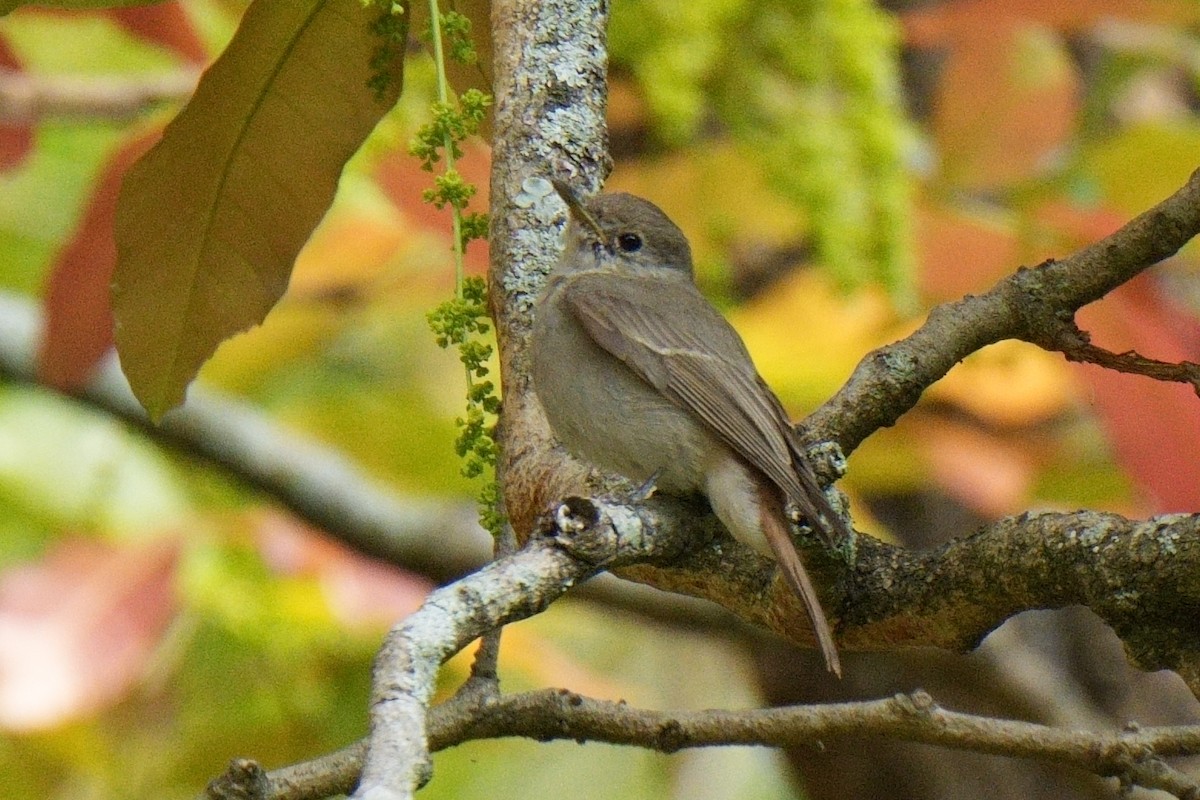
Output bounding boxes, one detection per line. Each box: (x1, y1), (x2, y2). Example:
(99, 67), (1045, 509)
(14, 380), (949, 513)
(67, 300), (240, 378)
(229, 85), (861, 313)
(531, 283), (720, 493)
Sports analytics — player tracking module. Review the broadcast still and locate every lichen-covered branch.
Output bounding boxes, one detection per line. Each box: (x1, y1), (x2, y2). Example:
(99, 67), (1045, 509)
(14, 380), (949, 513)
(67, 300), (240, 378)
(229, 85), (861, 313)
(845, 512), (1200, 679)
(487, 0), (612, 538)
(350, 497), (696, 799)
(606, 504), (1200, 692)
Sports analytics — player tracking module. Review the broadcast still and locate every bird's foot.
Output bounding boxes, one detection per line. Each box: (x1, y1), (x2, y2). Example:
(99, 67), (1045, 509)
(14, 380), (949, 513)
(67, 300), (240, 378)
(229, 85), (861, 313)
(627, 469), (662, 503)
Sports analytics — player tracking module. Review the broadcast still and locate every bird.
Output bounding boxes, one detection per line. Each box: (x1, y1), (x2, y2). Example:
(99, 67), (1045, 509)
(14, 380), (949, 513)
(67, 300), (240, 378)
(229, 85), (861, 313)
(530, 181), (851, 676)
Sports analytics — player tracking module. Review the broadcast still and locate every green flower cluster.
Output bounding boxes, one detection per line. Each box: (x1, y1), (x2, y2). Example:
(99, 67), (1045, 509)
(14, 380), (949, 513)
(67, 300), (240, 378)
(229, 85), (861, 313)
(366, 2), (409, 100)
(406, 2), (502, 533)
(410, 89), (491, 173)
(611, 0), (914, 303)
(427, 277), (498, 482)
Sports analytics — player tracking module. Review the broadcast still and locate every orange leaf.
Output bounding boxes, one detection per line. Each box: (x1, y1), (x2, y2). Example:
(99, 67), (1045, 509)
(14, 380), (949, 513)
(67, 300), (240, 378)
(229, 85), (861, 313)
(928, 340), (1074, 429)
(1032, 200), (1128, 250)
(289, 207), (407, 297)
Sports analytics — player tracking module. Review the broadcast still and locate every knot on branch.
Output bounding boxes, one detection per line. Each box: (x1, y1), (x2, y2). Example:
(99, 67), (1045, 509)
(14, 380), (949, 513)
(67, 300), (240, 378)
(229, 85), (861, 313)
(537, 494), (708, 569)
(1008, 261), (1079, 343)
(654, 719), (688, 754)
(539, 496), (622, 566)
(205, 759), (270, 800)
(892, 689), (938, 720)
(545, 689), (587, 742)
(801, 439), (849, 485)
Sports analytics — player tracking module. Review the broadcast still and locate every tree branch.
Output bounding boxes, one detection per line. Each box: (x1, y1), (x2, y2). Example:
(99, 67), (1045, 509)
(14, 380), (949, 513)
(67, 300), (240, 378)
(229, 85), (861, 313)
(807, 167), (1200, 454)
(351, 496), (699, 799)
(274, 490), (1197, 800)
(431, 688), (1200, 793)
(0, 293), (492, 581)
(605, 504), (1200, 694)
(0, 68), (199, 123)
(205, 662), (1200, 800)
(1035, 316), (1200, 394)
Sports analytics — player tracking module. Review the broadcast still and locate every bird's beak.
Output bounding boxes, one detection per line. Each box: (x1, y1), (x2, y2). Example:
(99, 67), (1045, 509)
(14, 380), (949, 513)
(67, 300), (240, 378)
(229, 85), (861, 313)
(551, 179), (605, 240)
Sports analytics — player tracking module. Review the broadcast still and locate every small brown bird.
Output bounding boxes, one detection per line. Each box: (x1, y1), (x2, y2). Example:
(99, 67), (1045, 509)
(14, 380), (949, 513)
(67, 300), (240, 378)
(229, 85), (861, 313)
(531, 182), (850, 676)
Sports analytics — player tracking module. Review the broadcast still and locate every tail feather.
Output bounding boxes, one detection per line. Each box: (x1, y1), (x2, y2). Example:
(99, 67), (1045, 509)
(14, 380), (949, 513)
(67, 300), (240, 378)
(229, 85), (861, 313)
(760, 500), (841, 677)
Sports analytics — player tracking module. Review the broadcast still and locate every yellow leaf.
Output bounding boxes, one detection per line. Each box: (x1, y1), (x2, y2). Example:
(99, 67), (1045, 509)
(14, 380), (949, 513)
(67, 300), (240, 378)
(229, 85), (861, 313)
(732, 271), (898, 411)
(928, 340), (1074, 428)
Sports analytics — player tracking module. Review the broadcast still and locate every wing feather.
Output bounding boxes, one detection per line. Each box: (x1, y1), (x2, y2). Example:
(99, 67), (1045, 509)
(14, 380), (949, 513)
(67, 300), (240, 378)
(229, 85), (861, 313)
(563, 273), (846, 543)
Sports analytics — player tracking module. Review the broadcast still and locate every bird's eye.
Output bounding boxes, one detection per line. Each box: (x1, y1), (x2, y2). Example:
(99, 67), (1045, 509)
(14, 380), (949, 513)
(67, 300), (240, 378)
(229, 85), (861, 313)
(616, 232), (643, 253)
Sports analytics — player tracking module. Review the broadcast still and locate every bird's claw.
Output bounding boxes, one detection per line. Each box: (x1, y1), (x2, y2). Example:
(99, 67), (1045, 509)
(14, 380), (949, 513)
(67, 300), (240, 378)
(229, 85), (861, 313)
(628, 469), (661, 503)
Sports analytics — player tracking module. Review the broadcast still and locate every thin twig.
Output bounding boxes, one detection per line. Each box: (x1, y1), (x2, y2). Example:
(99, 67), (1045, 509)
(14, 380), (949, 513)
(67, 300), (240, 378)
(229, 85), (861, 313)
(1034, 316), (1200, 395)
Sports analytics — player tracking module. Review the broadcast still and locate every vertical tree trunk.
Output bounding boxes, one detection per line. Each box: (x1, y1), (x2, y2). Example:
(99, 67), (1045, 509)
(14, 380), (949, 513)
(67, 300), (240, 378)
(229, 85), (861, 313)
(487, 0), (611, 535)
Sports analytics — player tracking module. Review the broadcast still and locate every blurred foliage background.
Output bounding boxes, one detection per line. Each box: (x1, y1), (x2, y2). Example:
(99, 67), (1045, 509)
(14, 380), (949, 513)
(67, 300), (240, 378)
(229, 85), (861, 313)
(2, 1), (1200, 799)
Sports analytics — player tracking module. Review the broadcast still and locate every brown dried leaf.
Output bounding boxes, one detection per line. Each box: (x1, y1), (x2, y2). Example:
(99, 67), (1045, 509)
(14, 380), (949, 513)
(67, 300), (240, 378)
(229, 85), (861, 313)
(112, 0), (406, 419)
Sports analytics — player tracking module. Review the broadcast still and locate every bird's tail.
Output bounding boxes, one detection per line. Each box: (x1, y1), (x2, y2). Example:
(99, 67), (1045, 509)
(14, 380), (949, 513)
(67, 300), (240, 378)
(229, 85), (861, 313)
(759, 497), (842, 677)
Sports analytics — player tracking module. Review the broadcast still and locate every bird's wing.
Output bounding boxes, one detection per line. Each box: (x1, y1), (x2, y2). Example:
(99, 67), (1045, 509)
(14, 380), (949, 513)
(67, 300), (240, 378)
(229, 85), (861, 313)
(562, 273), (846, 544)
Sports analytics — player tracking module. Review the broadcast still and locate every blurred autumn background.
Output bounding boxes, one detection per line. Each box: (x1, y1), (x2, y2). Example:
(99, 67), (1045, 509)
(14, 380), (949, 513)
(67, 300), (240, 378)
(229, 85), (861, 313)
(2, 1), (1200, 799)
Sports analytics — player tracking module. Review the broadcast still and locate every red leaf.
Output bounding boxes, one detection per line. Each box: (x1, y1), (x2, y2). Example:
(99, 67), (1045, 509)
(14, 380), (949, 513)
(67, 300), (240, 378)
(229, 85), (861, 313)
(0, 537), (180, 731)
(928, 24), (1077, 189)
(375, 141), (492, 276)
(1075, 275), (1200, 512)
(37, 127), (161, 391)
(109, 3), (208, 65)
(0, 35), (32, 173)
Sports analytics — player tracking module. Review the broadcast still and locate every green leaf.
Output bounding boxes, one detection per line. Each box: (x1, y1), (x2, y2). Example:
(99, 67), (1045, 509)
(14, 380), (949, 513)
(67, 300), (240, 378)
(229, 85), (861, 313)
(112, 0), (406, 420)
